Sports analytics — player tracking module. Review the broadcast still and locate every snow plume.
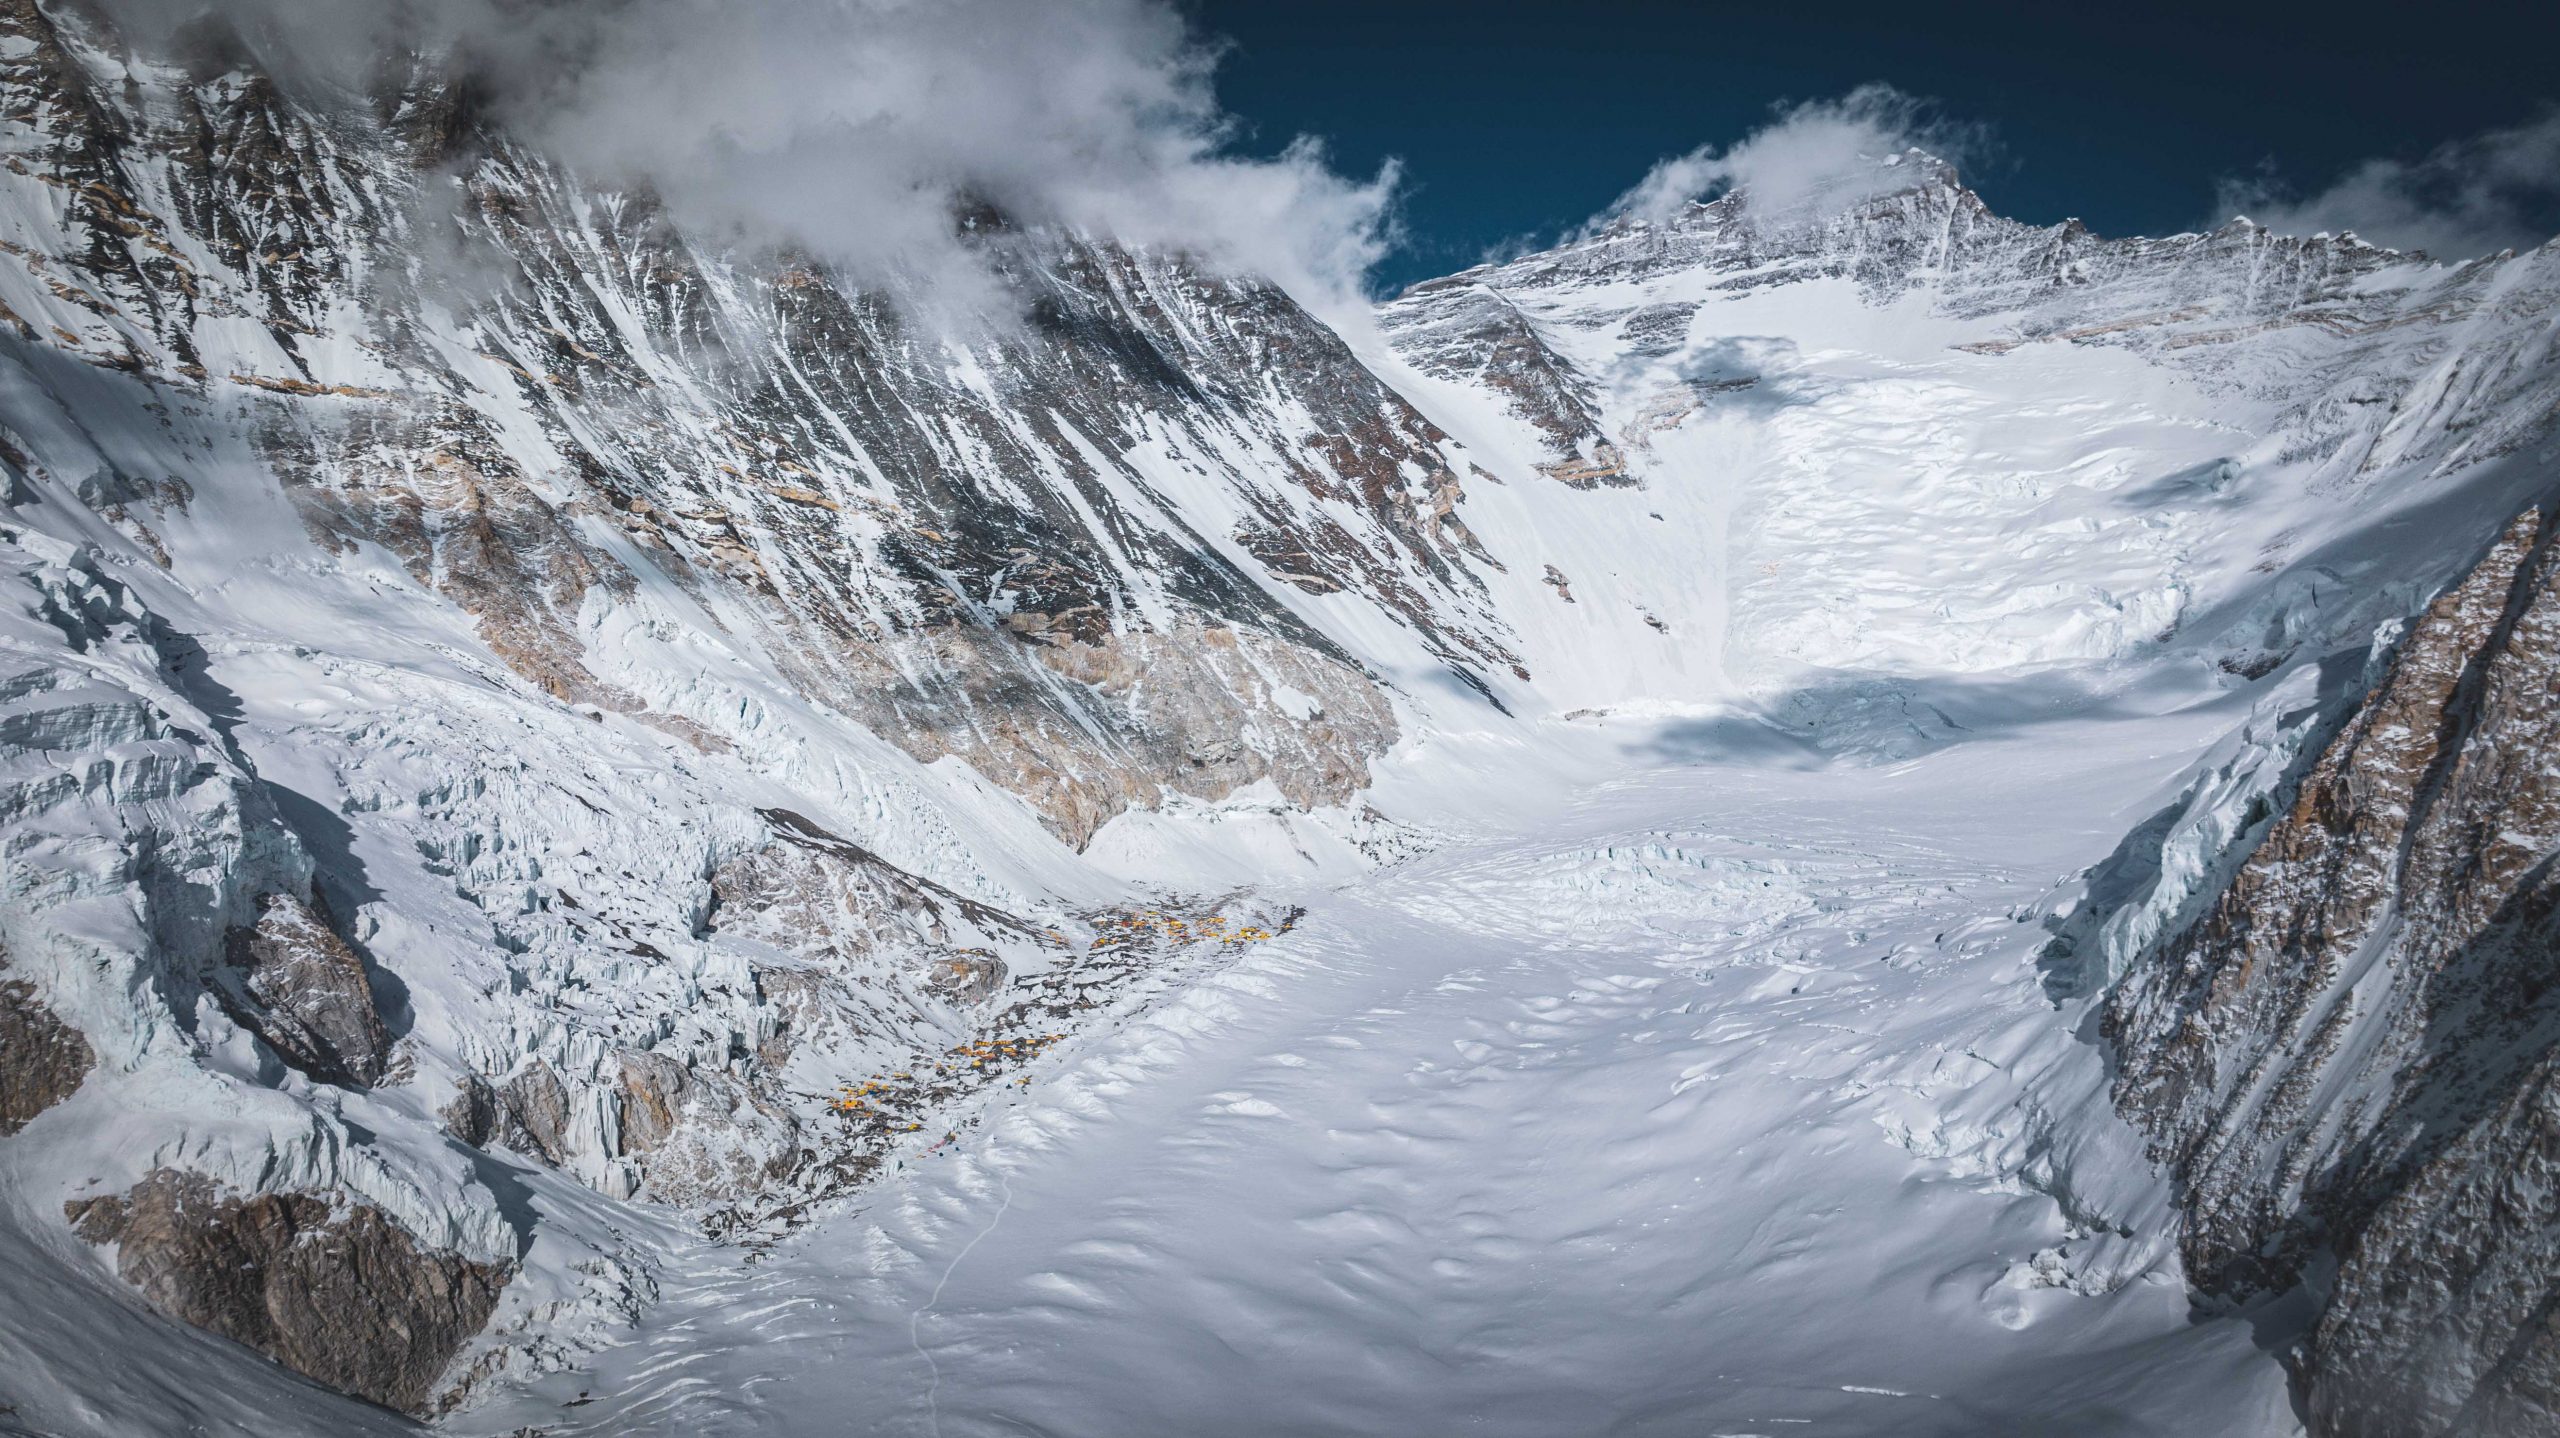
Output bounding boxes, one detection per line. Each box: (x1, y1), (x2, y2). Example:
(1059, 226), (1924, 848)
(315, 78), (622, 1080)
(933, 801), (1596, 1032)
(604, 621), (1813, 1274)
(2215, 111), (2560, 259)
(101, 0), (1395, 313)
(1594, 84), (1982, 229)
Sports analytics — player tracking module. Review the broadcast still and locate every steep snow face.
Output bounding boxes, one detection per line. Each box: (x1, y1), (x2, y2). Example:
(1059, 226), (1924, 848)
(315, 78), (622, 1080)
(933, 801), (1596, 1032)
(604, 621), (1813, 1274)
(1378, 150), (2560, 720)
(0, 0), (1532, 856)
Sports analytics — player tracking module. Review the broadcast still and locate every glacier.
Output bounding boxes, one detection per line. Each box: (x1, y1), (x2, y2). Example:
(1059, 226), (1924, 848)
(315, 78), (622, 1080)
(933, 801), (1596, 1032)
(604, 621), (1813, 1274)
(2, 3), (2558, 1434)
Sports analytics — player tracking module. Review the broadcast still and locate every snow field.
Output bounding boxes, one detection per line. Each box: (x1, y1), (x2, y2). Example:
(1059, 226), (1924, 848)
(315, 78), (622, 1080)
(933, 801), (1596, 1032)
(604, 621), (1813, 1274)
(456, 708), (2301, 1437)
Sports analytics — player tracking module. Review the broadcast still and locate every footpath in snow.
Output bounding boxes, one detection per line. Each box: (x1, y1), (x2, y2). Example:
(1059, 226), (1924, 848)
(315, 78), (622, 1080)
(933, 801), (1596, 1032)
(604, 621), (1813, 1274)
(460, 708), (2302, 1438)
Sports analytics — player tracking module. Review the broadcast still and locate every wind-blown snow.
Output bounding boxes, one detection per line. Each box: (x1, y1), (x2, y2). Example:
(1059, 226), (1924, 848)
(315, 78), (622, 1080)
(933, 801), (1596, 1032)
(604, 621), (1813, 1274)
(453, 709), (2301, 1437)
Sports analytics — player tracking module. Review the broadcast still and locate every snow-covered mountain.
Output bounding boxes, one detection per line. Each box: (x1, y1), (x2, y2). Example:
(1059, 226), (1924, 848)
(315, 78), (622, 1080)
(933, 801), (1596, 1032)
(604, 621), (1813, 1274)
(2, 2), (2557, 1432)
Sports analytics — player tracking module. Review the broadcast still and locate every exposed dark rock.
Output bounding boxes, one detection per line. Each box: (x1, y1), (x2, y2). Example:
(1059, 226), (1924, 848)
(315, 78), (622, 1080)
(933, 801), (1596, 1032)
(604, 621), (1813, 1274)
(2105, 506), (2560, 1437)
(441, 1061), (582, 1172)
(439, 1074), (502, 1149)
(498, 1060), (574, 1168)
(0, 977), (93, 1134)
(64, 1169), (510, 1414)
(215, 892), (391, 1087)
(1380, 278), (1609, 468)
(614, 1049), (691, 1154)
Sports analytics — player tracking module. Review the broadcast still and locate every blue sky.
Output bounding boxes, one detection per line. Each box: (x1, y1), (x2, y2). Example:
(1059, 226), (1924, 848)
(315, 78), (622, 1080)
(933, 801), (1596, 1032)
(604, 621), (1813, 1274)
(1184, 0), (2560, 292)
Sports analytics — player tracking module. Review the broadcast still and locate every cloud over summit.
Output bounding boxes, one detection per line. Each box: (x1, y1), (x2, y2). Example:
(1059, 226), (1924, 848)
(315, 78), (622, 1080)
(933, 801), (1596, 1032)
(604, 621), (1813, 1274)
(2215, 110), (2560, 259)
(104, 0), (1397, 311)
(1594, 84), (1986, 231)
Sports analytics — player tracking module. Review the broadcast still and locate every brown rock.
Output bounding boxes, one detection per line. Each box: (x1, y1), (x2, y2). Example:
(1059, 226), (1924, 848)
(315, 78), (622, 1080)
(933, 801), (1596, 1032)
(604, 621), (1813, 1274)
(442, 1064), (579, 1170)
(498, 1060), (574, 1166)
(615, 1049), (691, 1154)
(66, 1169), (510, 1414)
(439, 1074), (502, 1149)
(0, 978), (94, 1134)
(2105, 508), (2560, 1437)
(217, 892), (392, 1087)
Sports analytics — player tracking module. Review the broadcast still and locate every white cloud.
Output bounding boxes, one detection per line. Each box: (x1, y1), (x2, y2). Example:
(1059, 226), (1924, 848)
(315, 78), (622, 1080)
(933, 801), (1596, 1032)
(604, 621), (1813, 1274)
(2215, 112), (2560, 258)
(105, 0), (1397, 313)
(1592, 84), (1983, 230)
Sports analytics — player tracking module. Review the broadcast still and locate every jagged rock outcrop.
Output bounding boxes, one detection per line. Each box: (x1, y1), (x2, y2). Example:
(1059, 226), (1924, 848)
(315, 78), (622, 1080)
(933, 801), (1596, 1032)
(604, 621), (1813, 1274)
(216, 892), (392, 1087)
(1383, 277), (1611, 472)
(66, 1169), (511, 1415)
(2105, 505), (2560, 1437)
(0, 972), (92, 1132)
(927, 952), (1008, 1005)
(440, 1064), (575, 1170)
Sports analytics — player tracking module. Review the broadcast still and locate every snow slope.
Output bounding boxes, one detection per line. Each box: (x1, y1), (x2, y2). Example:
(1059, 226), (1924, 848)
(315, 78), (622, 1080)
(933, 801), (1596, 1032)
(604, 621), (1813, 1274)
(1372, 151), (2560, 728)
(454, 708), (2302, 1438)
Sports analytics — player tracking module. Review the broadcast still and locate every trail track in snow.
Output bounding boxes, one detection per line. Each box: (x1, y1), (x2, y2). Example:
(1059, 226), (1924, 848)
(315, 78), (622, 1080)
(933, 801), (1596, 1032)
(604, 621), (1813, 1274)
(910, 1162), (1013, 1438)
(460, 714), (2301, 1438)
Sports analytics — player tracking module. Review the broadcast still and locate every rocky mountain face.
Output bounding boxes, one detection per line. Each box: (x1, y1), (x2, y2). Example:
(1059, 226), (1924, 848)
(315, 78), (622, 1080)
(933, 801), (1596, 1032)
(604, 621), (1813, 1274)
(2104, 505), (2560, 1437)
(66, 1168), (512, 1413)
(0, 0), (1511, 1410)
(2, 0), (2560, 1424)
(0, 0), (1564, 843)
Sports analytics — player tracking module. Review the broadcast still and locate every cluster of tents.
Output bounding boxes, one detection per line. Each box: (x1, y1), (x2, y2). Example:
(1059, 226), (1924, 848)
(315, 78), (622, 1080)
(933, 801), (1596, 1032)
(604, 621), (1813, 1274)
(830, 1078), (923, 1125)
(833, 1030), (1067, 1119)
(947, 1032), (1064, 1070)
(828, 906), (1301, 1132)
(1093, 909), (1285, 949)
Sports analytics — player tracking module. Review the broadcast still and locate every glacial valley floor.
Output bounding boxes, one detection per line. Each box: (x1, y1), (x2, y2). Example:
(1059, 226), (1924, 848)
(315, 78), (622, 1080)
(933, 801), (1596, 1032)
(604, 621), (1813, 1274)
(457, 705), (2304, 1438)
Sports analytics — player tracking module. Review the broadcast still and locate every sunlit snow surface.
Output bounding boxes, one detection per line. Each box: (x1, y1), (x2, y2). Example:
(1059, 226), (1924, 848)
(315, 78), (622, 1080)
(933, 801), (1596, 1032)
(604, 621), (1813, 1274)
(15, 137), (2553, 1434)
(457, 711), (2299, 1438)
